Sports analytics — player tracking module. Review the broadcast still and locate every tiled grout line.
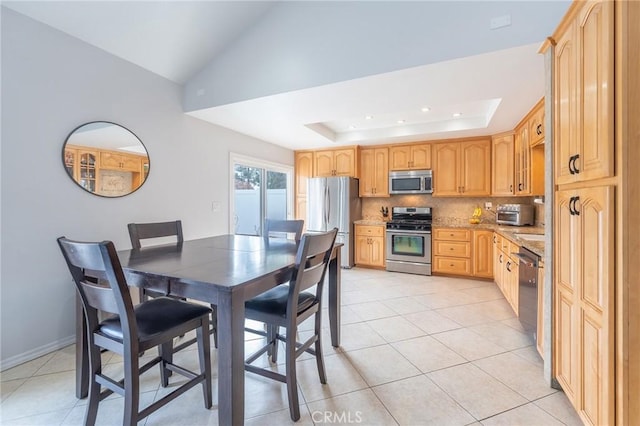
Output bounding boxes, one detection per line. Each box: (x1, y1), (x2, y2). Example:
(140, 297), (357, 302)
(1, 268), (577, 425)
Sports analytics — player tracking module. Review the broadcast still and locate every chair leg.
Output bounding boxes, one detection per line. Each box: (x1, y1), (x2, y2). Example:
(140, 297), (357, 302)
(122, 349), (141, 426)
(285, 330), (300, 421)
(158, 342), (173, 387)
(314, 313), (327, 384)
(85, 344), (102, 426)
(197, 319), (213, 409)
(268, 325), (279, 363)
(210, 304), (218, 349)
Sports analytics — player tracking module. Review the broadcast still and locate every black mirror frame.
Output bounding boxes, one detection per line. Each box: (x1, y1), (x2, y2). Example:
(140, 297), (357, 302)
(62, 121), (150, 198)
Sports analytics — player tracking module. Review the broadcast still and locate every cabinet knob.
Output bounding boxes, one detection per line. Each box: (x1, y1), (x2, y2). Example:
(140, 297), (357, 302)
(536, 124), (543, 135)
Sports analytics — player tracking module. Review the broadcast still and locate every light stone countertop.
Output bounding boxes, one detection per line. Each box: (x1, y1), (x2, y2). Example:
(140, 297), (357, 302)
(354, 219), (387, 226)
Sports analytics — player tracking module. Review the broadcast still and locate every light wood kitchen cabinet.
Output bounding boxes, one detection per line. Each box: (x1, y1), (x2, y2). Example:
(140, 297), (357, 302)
(314, 147), (357, 177)
(492, 231), (519, 315)
(433, 139), (491, 197)
(491, 133), (515, 196)
(433, 228), (491, 279)
(294, 151), (313, 221)
(359, 147), (389, 197)
(64, 147), (99, 194)
(388, 144), (431, 170)
(354, 224), (385, 268)
(433, 228), (472, 276)
(554, 1), (613, 186)
(514, 110), (545, 196)
(493, 233), (504, 292)
(65, 145), (148, 196)
(100, 151), (141, 172)
(472, 230), (494, 278)
(549, 2), (616, 424)
(514, 123), (530, 195)
(529, 100), (545, 147)
(555, 186), (614, 424)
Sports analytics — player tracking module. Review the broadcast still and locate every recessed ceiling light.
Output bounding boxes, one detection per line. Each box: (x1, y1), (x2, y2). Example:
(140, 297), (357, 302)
(349, 125), (356, 129)
(453, 112), (462, 117)
(397, 119), (406, 124)
(421, 107), (431, 112)
(365, 115), (373, 120)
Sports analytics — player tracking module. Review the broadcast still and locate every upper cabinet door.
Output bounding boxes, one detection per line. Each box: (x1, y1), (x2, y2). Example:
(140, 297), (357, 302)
(388, 144), (430, 170)
(460, 140), (491, 196)
(555, 21), (579, 185)
(389, 146), (411, 170)
(492, 134), (515, 195)
(373, 148), (389, 196)
(359, 147), (389, 197)
(433, 143), (461, 196)
(529, 101), (545, 147)
(555, 0), (614, 185)
(410, 144), (431, 169)
(333, 149), (356, 176)
(578, 1), (614, 182)
(295, 151), (313, 197)
(314, 151), (335, 177)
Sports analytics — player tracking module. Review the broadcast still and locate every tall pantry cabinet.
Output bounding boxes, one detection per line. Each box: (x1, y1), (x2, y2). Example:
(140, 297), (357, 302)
(546, 0), (639, 424)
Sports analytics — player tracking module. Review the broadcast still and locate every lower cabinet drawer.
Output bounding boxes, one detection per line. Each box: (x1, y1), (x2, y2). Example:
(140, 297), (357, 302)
(434, 241), (471, 258)
(433, 256), (472, 275)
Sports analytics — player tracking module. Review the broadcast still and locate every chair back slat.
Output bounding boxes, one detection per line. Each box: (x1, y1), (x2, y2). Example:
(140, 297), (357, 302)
(128, 220), (183, 249)
(290, 228), (337, 295)
(79, 280), (120, 314)
(264, 219), (304, 242)
(58, 237), (136, 335)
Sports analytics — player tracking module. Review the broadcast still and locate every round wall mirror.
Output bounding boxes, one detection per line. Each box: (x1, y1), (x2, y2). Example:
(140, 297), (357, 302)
(62, 122), (150, 197)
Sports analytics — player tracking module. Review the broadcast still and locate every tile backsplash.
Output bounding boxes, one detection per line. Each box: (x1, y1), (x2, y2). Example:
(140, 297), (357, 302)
(361, 195), (543, 226)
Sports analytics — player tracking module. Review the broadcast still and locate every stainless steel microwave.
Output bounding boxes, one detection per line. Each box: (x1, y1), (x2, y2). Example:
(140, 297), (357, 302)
(389, 170), (433, 195)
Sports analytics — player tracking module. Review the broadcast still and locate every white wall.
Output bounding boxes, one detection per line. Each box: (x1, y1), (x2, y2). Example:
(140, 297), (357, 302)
(0, 8), (293, 369)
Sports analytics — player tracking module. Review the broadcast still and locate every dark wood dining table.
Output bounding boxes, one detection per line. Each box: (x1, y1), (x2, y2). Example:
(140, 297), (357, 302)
(74, 234), (342, 425)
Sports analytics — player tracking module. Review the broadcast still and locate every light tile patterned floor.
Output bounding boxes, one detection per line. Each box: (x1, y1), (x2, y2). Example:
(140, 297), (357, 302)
(0, 268), (583, 425)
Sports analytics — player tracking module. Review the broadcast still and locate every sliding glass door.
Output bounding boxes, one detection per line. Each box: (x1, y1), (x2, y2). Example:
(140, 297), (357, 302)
(231, 155), (292, 236)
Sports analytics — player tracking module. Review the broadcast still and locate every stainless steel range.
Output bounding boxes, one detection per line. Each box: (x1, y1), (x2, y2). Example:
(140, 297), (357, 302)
(386, 207), (432, 275)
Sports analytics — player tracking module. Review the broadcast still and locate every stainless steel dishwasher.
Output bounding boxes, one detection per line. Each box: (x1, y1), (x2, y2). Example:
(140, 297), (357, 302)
(513, 247), (539, 346)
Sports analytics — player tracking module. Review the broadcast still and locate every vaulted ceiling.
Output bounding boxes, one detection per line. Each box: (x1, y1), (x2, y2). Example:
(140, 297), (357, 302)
(3, 1), (571, 150)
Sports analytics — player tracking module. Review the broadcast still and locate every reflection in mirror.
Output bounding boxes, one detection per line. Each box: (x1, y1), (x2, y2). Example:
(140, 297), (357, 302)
(62, 122), (150, 197)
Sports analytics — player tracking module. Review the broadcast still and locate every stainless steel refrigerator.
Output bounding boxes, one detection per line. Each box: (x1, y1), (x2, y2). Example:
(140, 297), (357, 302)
(307, 176), (361, 268)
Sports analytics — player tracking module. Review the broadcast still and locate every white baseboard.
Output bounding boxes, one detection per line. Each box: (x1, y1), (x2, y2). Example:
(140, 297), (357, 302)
(0, 335), (76, 372)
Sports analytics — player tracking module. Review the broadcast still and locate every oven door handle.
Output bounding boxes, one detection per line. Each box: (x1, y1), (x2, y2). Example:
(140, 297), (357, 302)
(386, 229), (432, 235)
(512, 252), (536, 268)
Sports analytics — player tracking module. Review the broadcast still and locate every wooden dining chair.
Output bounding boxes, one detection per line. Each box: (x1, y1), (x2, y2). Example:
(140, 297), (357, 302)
(264, 219), (304, 242)
(57, 237), (212, 426)
(127, 220), (218, 349)
(127, 220), (184, 249)
(244, 228), (338, 421)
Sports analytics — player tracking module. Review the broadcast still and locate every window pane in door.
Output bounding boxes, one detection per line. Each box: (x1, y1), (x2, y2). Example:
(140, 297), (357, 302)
(266, 170), (287, 221)
(234, 165), (262, 235)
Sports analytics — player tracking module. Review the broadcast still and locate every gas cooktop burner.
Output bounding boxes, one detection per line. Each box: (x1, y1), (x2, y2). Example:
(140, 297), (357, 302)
(386, 206), (433, 231)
